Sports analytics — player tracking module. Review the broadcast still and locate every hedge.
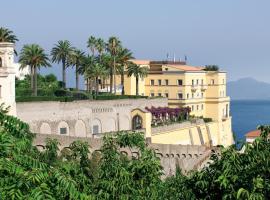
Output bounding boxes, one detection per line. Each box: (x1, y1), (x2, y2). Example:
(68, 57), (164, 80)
(95, 95), (148, 100)
(16, 96), (75, 102)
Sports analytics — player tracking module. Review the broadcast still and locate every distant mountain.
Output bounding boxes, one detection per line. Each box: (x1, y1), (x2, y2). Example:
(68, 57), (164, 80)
(227, 78), (270, 100)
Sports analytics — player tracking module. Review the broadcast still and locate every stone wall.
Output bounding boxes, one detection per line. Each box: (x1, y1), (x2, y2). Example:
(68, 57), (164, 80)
(17, 98), (167, 137)
(33, 134), (212, 177)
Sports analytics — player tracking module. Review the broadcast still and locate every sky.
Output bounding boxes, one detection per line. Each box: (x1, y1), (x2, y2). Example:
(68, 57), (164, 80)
(1, 0), (270, 88)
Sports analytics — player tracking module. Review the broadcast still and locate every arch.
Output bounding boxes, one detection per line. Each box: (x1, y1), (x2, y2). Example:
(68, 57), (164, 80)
(132, 114), (143, 130)
(105, 118), (116, 132)
(57, 121), (69, 135)
(119, 115), (130, 130)
(75, 120), (87, 137)
(132, 152), (139, 158)
(40, 122), (51, 135)
(36, 145), (45, 151)
(92, 118), (102, 135)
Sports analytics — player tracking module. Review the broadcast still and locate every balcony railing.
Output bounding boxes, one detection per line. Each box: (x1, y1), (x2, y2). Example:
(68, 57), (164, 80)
(201, 85), (208, 91)
(191, 85), (198, 92)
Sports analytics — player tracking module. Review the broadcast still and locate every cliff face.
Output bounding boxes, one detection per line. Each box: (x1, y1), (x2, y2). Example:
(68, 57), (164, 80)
(227, 78), (270, 100)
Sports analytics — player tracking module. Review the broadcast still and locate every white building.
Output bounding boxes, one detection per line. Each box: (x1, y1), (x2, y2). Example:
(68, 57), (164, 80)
(0, 42), (17, 115)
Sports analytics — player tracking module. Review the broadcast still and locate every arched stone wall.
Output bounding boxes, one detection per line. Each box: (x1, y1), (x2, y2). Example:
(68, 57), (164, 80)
(92, 118), (102, 135)
(75, 120), (87, 137)
(40, 122), (51, 135)
(57, 121), (70, 135)
(119, 115), (130, 130)
(104, 117), (116, 132)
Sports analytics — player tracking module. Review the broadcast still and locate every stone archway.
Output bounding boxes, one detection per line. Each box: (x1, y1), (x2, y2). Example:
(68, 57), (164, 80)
(75, 120), (87, 137)
(57, 121), (70, 135)
(92, 118), (102, 135)
(132, 115), (143, 130)
(120, 115), (130, 130)
(40, 122), (51, 135)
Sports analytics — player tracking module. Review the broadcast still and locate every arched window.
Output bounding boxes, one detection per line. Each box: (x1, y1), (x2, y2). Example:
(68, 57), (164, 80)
(0, 57), (2, 67)
(132, 115), (143, 130)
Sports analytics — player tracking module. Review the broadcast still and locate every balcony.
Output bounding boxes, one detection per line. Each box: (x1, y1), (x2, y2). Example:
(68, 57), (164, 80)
(191, 85), (198, 92)
(201, 85), (208, 91)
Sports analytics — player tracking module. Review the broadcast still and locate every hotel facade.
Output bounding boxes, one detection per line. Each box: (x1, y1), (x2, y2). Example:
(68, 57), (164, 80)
(1, 42), (233, 147)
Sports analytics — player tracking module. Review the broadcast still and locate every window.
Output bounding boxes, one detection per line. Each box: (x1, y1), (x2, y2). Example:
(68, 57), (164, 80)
(187, 93), (189, 99)
(192, 105), (194, 111)
(201, 92), (204, 98)
(178, 79), (183, 85)
(178, 93), (183, 99)
(132, 115), (143, 130)
(93, 125), (99, 134)
(211, 79), (215, 85)
(165, 79), (169, 85)
(201, 104), (204, 110)
(150, 80), (154, 85)
(165, 68), (168, 71)
(201, 79), (204, 85)
(196, 79), (199, 85)
(150, 93), (155, 97)
(0, 85), (1, 98)
(164, 93), (169, 98)
(192, 80), (194, 85)
(0, 57), (2, 67)
(197, 105), (199, 110)
(192, 93), (194, 99)
(158, 80), (162, 85)
(60, 127), (67, 135)
(158, 93), (162, 96)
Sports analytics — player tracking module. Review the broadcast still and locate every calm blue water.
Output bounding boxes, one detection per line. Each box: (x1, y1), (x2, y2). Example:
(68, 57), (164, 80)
(231, 100), (270, 142)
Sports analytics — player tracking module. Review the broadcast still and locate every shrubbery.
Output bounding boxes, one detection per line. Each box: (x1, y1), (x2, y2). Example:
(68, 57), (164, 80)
(1, 107), (270, 199)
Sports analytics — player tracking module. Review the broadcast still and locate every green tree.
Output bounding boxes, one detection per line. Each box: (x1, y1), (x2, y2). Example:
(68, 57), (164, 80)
(69, 49), (85, 90)
(0, 27), (18, 43)
(78, 55), (95, 93)
(19, 44), (51, 96)
(87, 36), (97, 56)
(127, 63), (148, 96)
(116, 47), (134, 95)
(85, 59), (108, 96)
(107, 36), (121, 94)
(51, 40), (74, 89)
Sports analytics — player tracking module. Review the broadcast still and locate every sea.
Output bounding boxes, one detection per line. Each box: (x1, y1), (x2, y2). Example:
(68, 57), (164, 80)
(231, 100), (270, 143)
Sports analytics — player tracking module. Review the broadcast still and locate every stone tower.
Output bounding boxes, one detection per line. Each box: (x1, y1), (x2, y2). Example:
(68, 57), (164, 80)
(0, 42), (16, 116)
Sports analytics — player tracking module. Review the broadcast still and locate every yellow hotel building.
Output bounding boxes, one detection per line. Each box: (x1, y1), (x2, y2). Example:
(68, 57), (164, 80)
(113, 60), (233, 146)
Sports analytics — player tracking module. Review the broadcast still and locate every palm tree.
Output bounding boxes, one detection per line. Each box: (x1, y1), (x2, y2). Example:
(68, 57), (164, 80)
(87, 36), (97, 56)
(69, 49), (84, 90)
(86, 61), (108, 96)
(95, 38), (106, 57)
(127, 63), (148, 96)
(0, 27), (18, 43)
(19, 44), (51, 96)
(51, 40), (74, 89)
(78, 55), (95, 92)
(116, 47), (134, 95)
(95, 38), (106, 88)
(107, 37), (121, 94)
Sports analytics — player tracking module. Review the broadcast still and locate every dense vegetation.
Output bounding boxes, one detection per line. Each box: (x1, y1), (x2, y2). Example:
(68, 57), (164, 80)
(1, 104), (270, 199)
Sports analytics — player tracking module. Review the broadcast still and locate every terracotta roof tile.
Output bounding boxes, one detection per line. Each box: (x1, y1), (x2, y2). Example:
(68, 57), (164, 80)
(246, 130), (261, 138)
(166, 65), (203, 71)
(130, 59), (150, 65)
